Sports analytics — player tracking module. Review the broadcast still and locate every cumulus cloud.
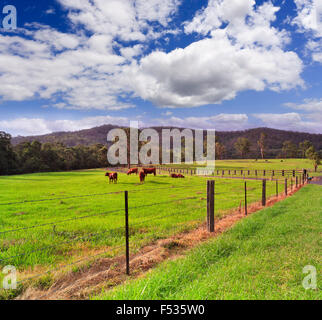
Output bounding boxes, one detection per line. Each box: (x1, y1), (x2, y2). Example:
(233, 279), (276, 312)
(293, 0), (322, 36)
(0, 0), (308, 112)
(284, 98), (322, 125)
(293, 0), (322, 63)
(284, 98), (322, 112)
(253, 112), (322, 133)
(0, 0), (181, 110)
(0, 116), (130, 136)
(58, 0), (181, 41)
(127, 0), (303, 108)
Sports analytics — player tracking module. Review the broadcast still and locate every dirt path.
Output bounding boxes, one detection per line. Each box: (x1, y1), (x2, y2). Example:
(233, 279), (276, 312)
(18, 185), (304, 300)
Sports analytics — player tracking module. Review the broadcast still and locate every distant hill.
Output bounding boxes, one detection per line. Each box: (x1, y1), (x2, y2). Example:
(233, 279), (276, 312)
(12, 124), (120, 147)
(11, 126), (322, 159)
(215, 128), (322, 158)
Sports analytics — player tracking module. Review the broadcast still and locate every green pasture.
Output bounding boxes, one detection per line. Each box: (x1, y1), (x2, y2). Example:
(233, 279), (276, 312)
(0, 169), (283, 275)
(163, 158), (319, 175)
(95, 184), (322, 300)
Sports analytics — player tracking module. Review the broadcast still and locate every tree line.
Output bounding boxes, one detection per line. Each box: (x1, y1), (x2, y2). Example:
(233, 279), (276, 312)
(0, 131), (108, 175)
(0, 130), (321, 175)
(230, 134), (321, 171)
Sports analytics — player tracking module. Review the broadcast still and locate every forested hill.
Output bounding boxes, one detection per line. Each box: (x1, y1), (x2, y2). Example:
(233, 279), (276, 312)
(11, 126), (322, 159)
(12, 124), (119, 147)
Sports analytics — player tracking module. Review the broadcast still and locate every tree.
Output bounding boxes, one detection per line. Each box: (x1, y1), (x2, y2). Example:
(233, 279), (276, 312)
(305, 146), (316, 159)
(234, 138), (251, 158)
(257, 132), (266, 159)
(0, 131), (16, 175)
(282, 140), (298, 158)
(215, 142), (226, 160)
(312, 153), (321, 172)
(305, 146), (321, 172)
(299, 140), (313, 158)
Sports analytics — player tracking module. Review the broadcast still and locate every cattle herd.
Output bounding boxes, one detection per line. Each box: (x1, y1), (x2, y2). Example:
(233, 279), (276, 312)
(105, 167), (185, 184)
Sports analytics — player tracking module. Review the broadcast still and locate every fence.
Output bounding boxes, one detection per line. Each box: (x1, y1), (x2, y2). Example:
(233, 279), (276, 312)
(156, 166), (307, 179)
(0, 174), (308, 295)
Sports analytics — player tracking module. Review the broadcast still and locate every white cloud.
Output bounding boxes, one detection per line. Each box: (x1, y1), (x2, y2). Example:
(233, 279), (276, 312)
(58, 0), (180, 42)
(45, 8), (56, 15)
(253, 112), (322, 133)
(0, 116), (130, 136)
(0, 0), (308, 112)
(293, 0), (322, 36)
(0, 0), (181, 110)
(293, 0), (322, 63)
(284, 98), (322, 126)
(127, 0), (303, 108)
(120, 44), (144, 60)
(128, 37), (303, 108)
(152, 113), (249, 130)
(284, 98), (322, 112)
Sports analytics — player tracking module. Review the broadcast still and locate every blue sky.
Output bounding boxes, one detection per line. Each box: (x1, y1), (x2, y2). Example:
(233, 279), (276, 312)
(0, 0), (321, 136)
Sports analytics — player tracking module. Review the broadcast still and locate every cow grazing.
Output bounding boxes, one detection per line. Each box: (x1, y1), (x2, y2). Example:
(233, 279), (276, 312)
(143, 168), (157, 176)
(127, 168), (138, 175)
(171, 173), (185, 178)
(105, 172), (118, 184)
(139, 170), (146, 183)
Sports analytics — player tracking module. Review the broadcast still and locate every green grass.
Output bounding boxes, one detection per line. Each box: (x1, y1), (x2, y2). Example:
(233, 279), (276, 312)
(0, 169), (283, 275)
(94, 184), (322, 300)
(163, 158), (319, 175)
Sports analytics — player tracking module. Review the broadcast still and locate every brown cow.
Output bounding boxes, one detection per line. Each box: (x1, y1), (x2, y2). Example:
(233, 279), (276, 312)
(170, 173), (185, 178)
(127, 168), (138, 175)
(139, 170), (146, 183)
(105, 172), (118, 184)
(143, 168), (156, 176)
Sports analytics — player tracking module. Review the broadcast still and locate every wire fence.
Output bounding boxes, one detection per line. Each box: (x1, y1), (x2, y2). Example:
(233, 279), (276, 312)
(0, 172), (309, 296)
(156, 166), (308, 180)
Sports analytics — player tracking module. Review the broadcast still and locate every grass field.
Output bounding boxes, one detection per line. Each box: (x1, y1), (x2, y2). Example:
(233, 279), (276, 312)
(0, 159), (318, 299)
(94, 184), (322, 300)
(163, 158), (319, 174)
(0, 169), (284, 275)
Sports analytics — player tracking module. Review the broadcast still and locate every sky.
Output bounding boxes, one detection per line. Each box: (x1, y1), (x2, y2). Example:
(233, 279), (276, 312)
(0, 0), (321, 136)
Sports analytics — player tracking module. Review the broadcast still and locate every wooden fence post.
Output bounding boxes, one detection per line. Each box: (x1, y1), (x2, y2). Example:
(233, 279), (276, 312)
(285, 179), (288, 196)
(276, 180), (278, 197)
(244, 181), (248, 216)
(296, 176), (298, 188)
(124, 191), (130, 275)
(207, 180), (215, 233)
(262, 179), (266, 206)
